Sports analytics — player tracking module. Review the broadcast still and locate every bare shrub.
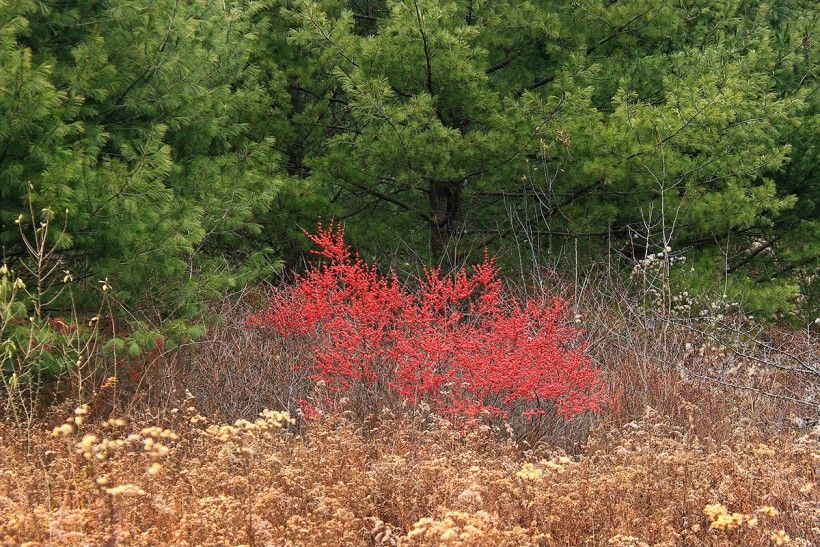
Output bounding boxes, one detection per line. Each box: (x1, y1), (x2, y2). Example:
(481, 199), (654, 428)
(123, 286), (312, 422)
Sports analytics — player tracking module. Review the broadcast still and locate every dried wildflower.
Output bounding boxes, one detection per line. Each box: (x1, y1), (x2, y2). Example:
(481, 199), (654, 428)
(50, 423), (74, 436)
(758, 506), (780, 518)
(140, 426), (178, 440)
(104, 484), (146, 496)
(516, 463), (543, 480)
(407, 511), (494, 542)
(101, 376), (118, 388)
(0, 395), (816, 545)
(77, 434), (98, 450)
(541, 456), (572, 474)
(704, 503), (727, 520)
(770, 530), (790, 545)
(710, 511), (747, 530)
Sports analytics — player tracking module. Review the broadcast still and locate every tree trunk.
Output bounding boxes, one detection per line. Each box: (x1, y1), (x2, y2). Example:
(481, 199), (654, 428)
(428, 179), (463, 270)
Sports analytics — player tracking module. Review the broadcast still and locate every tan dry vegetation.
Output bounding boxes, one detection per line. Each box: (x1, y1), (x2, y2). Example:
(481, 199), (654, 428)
(2, 282), (817, 546)
(0, 396), (817, 546)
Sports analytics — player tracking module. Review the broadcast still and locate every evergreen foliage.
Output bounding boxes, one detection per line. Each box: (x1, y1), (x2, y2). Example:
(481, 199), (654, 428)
(264, 0), (818, 318)
(0, 0), (282, 322)
(1, 0), (817, 324)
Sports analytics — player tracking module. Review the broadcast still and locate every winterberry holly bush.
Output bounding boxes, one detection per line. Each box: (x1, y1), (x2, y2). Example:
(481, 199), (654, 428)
(249, 222), (604, 422)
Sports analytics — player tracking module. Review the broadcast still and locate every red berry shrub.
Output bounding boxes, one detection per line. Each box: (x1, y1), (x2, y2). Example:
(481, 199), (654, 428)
(249, 223), (604, 421)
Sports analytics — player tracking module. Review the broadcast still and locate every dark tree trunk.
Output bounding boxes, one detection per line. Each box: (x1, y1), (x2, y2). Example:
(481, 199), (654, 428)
(428, 179), (463, 270)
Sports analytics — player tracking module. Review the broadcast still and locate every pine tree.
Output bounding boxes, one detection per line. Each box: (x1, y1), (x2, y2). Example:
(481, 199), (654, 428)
(0, 0), (282, 327)
(262, 0), (817, 316)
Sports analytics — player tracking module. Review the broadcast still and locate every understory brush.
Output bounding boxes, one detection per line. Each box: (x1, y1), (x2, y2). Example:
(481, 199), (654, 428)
(3, 223), (817, 545)
(141, 225), (816, 451)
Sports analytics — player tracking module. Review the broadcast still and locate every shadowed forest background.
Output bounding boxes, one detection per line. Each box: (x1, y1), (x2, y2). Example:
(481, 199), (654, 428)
(0, 1), (818, 545)
(2, 0), (817, 324)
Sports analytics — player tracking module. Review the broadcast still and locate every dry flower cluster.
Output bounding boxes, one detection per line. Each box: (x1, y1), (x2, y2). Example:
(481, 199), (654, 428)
(0, 400), (816, 545)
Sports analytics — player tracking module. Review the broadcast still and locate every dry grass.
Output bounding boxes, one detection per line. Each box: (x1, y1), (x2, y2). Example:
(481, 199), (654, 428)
(3, 171), (817, 545)
(0, 391), (816, 546)
(2, 276), (817, 545)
